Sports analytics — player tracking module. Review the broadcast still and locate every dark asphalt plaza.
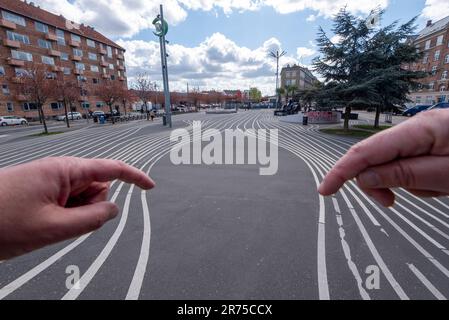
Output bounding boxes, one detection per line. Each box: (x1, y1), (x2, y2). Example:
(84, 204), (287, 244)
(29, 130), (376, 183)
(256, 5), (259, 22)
(0, 110), (448, 300)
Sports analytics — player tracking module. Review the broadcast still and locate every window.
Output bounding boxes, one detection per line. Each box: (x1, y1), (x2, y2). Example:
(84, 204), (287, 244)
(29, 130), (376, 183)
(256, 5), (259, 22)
(77, 75), (87, 82)
(445, 55), (449, 64)
(41, 56), (55, 65)
(442, 71), (448, 80)
(415, 96), (422, 104)
(88, 52), (97, 61)
(73, 48), (83, 57)
(91, 65), (99, 72)
(435, 50), (441, 61)
(7, 31), (30, 44)
(107, 46), (112, 58)
(441, 86), (447, 92)
(425, 40), (431, 50)
(35, 22), (48, 33)
(60, 53), (71, 62)
(1, 11), (26, 26)
(96, 102), (104, 108)
(437, 35), (444, 46)
(87, 39), (96, 48)
(2, 84), (10, 95)
(11, 50), (33, 61)
(0, 66), (4, 76)
(92, 78), (99, 84)
(111, 75), (116, 80)
(56, 29), (65, 46)
(51, 102), (62, 110)
(71, 34), (81, 43)
(38, 39), (52, 49)
(109, 64), (114, 70)
(7, 102), (14, 112)
(63, 68), (71, 75)
(423, 54), (429, 63)
(75, 62), (85, 71)
(81, 102), (90, 109)
(45, 72), (56, 79)
(15, 68), (28, 77)
(23, 102), (38, 111)
(429, 82), (435, 90)
(431, 66), (437, 75)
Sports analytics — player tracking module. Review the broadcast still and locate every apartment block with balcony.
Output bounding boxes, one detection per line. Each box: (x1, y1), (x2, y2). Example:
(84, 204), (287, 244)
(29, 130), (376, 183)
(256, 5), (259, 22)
(0, 0), (128, 119)
(405, 16), (449, 106)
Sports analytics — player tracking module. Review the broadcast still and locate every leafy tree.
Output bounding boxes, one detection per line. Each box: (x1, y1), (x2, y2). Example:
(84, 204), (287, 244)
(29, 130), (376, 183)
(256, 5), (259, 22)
(285, 85), (298, 103)
(249, 87), (262, 102)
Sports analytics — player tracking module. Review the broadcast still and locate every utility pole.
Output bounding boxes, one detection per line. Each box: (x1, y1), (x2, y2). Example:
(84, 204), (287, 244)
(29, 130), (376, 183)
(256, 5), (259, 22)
(269, 50), (286, 108)
(153, 5), (172, 128)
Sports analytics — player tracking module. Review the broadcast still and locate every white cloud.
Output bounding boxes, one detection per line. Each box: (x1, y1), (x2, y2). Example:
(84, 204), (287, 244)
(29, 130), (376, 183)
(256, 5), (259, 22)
(297, 47), (316, 58)
(306, 14), (317, 22)
(118, 33), (302, 95)
(31, 0), (390, 38)
(421, 0), (449, 22)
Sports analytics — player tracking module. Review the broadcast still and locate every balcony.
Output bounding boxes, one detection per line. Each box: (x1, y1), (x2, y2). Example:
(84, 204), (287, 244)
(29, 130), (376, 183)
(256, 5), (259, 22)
(117, 54), (124, 60)
(100, 61), (108, 67)
(6, 58), (25, 67)
(11, 77), (23, 84)
(118, 76), (126, 81)
(3, 39), (21, 48)
(51, 66), (63, 72)
(102, 74), (109, 79)
(74, 69), (84, 75)
(48, 49), (61, 57)
(45, 33), (58, 41)
(117, 65), (125, 71)
(99, 48), (107, 55)
(69, 40), (80, 47)
(0, 19), (16, 29)
(71, 55), (82, 61)
(16, 94), (27, 101)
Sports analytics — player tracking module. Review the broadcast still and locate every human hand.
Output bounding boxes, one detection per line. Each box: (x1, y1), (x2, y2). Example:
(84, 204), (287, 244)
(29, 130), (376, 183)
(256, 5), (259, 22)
(0, 157), (155, 260)
(318, 109), (449, 207)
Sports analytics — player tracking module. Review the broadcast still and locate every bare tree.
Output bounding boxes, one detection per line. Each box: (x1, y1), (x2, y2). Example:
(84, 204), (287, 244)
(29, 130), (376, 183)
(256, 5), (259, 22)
(133, 73), (153, 119)
(54, 76), (80, 128)
(20, 63), (54, 134)
(118, 87), (135, 116)
(94, 79), (123, 124)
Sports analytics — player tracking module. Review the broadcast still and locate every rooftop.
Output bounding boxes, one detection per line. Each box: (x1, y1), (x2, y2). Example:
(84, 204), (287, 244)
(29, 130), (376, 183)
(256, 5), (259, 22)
(0, 0), (124, 50)
(416, 15), (449, 40)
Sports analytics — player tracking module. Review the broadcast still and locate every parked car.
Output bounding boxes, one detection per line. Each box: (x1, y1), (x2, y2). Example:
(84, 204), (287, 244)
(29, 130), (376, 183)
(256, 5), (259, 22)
(91, 111), (106, 118)
(402, 105), (431, 117)
(427, 102), (449, 111)
(56, 112), (82, 121)
(0, 116), (28, 126)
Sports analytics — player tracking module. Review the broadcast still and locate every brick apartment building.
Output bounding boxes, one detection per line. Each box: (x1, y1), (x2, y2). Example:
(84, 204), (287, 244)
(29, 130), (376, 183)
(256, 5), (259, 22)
(405, 16), (449, 106)
(0, 0), (127, 119)
(280, 64), (317, 98)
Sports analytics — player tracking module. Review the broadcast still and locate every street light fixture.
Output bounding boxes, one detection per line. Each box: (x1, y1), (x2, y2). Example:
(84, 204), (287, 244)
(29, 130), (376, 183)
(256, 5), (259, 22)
(269, 50), (286, 108)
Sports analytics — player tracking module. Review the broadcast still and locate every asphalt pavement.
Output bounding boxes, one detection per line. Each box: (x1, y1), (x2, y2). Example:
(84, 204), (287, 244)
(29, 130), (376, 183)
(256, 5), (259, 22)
(0, 110), (448, 300)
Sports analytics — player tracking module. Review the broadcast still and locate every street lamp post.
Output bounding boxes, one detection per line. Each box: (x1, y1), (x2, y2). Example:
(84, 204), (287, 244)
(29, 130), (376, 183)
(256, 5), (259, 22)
(269, 50), (286, 108)
(153, 5), (172, 128)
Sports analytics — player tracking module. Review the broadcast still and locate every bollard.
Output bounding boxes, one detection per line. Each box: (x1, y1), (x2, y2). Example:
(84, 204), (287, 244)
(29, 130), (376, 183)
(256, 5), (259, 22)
(302, 115), (308, 126)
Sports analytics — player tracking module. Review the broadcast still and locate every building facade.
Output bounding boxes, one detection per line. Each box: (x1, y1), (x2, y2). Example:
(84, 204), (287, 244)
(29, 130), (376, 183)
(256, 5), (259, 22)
(280, 64), (317, 99)
(0, 0), (127, 119)
(406, 16), (449, 106)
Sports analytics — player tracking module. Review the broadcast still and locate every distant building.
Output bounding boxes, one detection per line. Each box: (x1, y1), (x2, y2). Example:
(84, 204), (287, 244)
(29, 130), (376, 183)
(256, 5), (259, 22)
(405, 16), (449, 105)
(0, 0), (127, 119)
(280, 64), (318, 100)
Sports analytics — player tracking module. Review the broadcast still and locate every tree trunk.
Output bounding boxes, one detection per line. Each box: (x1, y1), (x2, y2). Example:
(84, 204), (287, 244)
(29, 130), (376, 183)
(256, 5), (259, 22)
(145, 101), (150, 120)
(63, 101), (70, 128)
(344, 106), (351, 131)
(374, 105), (381, 129)
(109, 103), (115, 124)
(39, 104), (49, 134)
(123, 101), (127, 115)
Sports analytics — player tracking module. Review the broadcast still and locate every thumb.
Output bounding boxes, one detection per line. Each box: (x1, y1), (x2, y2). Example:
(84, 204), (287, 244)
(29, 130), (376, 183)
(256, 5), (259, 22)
(52, 202), (119, 241)
(356, 156), (449, 194)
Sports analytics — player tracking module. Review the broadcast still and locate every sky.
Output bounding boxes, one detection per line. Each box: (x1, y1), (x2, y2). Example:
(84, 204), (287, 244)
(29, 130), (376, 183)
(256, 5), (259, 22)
(30, 0), (449, 95)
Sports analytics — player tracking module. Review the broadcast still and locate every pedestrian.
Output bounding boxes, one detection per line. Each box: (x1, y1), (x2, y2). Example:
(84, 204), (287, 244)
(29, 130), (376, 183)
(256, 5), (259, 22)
(150, 110), (156, 121)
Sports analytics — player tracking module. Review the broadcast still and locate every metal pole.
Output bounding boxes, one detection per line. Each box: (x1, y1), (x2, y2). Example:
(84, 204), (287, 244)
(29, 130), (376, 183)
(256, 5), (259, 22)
(160, 5), (172, 128)
(275, 55), (279, 107)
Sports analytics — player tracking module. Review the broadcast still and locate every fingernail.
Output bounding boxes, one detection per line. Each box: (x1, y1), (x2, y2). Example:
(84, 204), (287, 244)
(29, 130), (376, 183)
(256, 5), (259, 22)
(358, 170), (380, 188)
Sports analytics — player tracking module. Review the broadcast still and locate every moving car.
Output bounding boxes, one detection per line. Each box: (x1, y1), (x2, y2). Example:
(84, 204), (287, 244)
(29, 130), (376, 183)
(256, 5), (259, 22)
(427, 102), (449, 111)
(56, 112), (82, 121)
(0, 116), (28, 126)
(402, 105), (431, 117)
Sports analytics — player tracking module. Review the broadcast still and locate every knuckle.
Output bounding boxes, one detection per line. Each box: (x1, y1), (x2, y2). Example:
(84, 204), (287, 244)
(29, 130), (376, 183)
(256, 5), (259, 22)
(393, 161), (416, 188)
